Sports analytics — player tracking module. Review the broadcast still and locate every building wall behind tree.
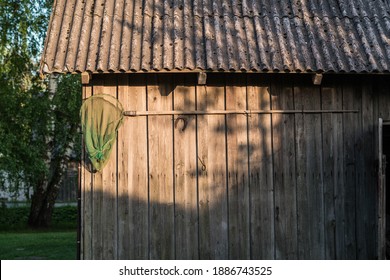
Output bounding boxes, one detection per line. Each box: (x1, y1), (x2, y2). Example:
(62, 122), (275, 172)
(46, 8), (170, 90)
(0, 161), (78, 205)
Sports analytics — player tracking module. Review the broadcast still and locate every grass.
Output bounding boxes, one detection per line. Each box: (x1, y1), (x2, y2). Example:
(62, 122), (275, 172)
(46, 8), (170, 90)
(0, 205), (78, 260)
(0, 229), (77, 260)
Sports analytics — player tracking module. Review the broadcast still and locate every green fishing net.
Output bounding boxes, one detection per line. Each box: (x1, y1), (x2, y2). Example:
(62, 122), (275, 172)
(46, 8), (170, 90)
(80, 94), (124, 172)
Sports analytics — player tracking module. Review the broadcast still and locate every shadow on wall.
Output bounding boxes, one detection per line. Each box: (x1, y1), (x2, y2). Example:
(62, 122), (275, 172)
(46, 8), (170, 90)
(80, 73), (379, 260)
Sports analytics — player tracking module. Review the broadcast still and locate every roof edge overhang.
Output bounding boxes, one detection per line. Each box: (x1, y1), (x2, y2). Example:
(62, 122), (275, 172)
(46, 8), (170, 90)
(39, 66), (390, 77)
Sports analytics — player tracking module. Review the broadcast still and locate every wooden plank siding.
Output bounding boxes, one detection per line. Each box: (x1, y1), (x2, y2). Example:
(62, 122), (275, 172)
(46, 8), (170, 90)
(173, 75), (198, 259)
(147, 74), (175, 259)
(294, 80), (325, 259)
(321, 80), (343, 260)
(81, 73), (386, 260)
(226, 75), (250, 259)
(247, 75), (274, 259)
(272, 75), (298, 259)
(342, 80), (359, 259)
(117, 75), (149, 259)
(90, 77), (104, 259)
(80, 77), (93, 260)
(197, 75), (228, 259)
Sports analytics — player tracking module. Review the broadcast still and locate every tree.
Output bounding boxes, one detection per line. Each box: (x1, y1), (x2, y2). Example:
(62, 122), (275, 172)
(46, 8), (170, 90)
(0, 0), (81, 227)
(27, 73), (81, 227)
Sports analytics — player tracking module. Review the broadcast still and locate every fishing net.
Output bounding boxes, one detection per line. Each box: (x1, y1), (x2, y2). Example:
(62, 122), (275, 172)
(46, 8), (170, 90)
(80, 94), (124, 172)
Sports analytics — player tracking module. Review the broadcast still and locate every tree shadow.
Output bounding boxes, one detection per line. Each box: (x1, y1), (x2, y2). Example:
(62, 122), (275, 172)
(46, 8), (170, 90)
(80, 73), (380, 260)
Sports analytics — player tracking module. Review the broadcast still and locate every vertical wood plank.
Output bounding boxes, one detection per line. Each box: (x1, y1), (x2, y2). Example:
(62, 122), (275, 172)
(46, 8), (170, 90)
(101, 74), (118, 259)
(321, 80), (343, 260)
(375, 77), (389, 260)
(197, 75), (228, 259)
(342, 78), (359, 259)
(117, 75), (130, 259)
(377, 118), (386, 259)
(148, 74), (175, 259)
(117, 74), (149, 259)
(357, 78), (376, 259)
(377, 77), (390, 121)
(173, 74), (199, 259)
(294, 81), (325, 259)
(91, 167), (103, 257)
(226, 74), (250, 259)
(91, 77), (104, 259)
(271, 76), (298, 259)
(81, 81), (93, 260)
(372, 78), (381, 260)
(247, 75), (274, 259)
(354, 78), (366, 260)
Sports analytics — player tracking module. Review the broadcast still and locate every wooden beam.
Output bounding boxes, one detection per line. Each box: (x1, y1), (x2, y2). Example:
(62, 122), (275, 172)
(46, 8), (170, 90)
(312, 73), (323, 85)
(197, 72), (207, 85)
(123, 109), (359, 116)
(81, 72), (91, 85)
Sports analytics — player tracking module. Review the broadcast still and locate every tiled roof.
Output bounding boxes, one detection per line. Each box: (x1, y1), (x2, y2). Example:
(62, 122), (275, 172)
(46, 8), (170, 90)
(40, 0), (390, 74)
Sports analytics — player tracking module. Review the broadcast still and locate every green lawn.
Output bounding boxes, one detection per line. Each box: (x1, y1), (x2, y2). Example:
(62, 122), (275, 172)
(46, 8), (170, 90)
(0, 230), (77, 260)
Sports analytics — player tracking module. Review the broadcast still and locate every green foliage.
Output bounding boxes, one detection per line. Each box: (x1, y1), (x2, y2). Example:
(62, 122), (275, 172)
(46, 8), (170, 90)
(52, 74), (82, 161)
(50, 205), (78, 229)
(0, 0), (81, 196)
(0, 74), (48, 187)
(0, 0), (52, 59)
(0, 205), (77, 230)
(0, 206), (29, 229)
(0, 0), (52, 188)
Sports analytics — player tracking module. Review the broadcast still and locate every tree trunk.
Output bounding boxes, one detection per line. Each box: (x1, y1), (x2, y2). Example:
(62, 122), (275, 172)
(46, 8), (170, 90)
(27, 74), (61, 228)
(28, 188), (57, 228)
(27, 122), (78, 228)
(27, 154), (67, 227)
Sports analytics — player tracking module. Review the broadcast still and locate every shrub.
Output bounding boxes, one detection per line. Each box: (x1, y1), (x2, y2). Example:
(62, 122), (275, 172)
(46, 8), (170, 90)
(0, 206), (29, 230)
(51, 205), (78, 229)
(0, 205), (77, 230)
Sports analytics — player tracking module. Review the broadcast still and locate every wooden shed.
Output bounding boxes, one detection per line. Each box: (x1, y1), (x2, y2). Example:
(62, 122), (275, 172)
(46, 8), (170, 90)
(40, 0), (390, 260)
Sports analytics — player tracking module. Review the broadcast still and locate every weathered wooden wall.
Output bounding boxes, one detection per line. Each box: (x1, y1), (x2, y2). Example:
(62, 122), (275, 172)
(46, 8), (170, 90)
(81, 73), (389, 260)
